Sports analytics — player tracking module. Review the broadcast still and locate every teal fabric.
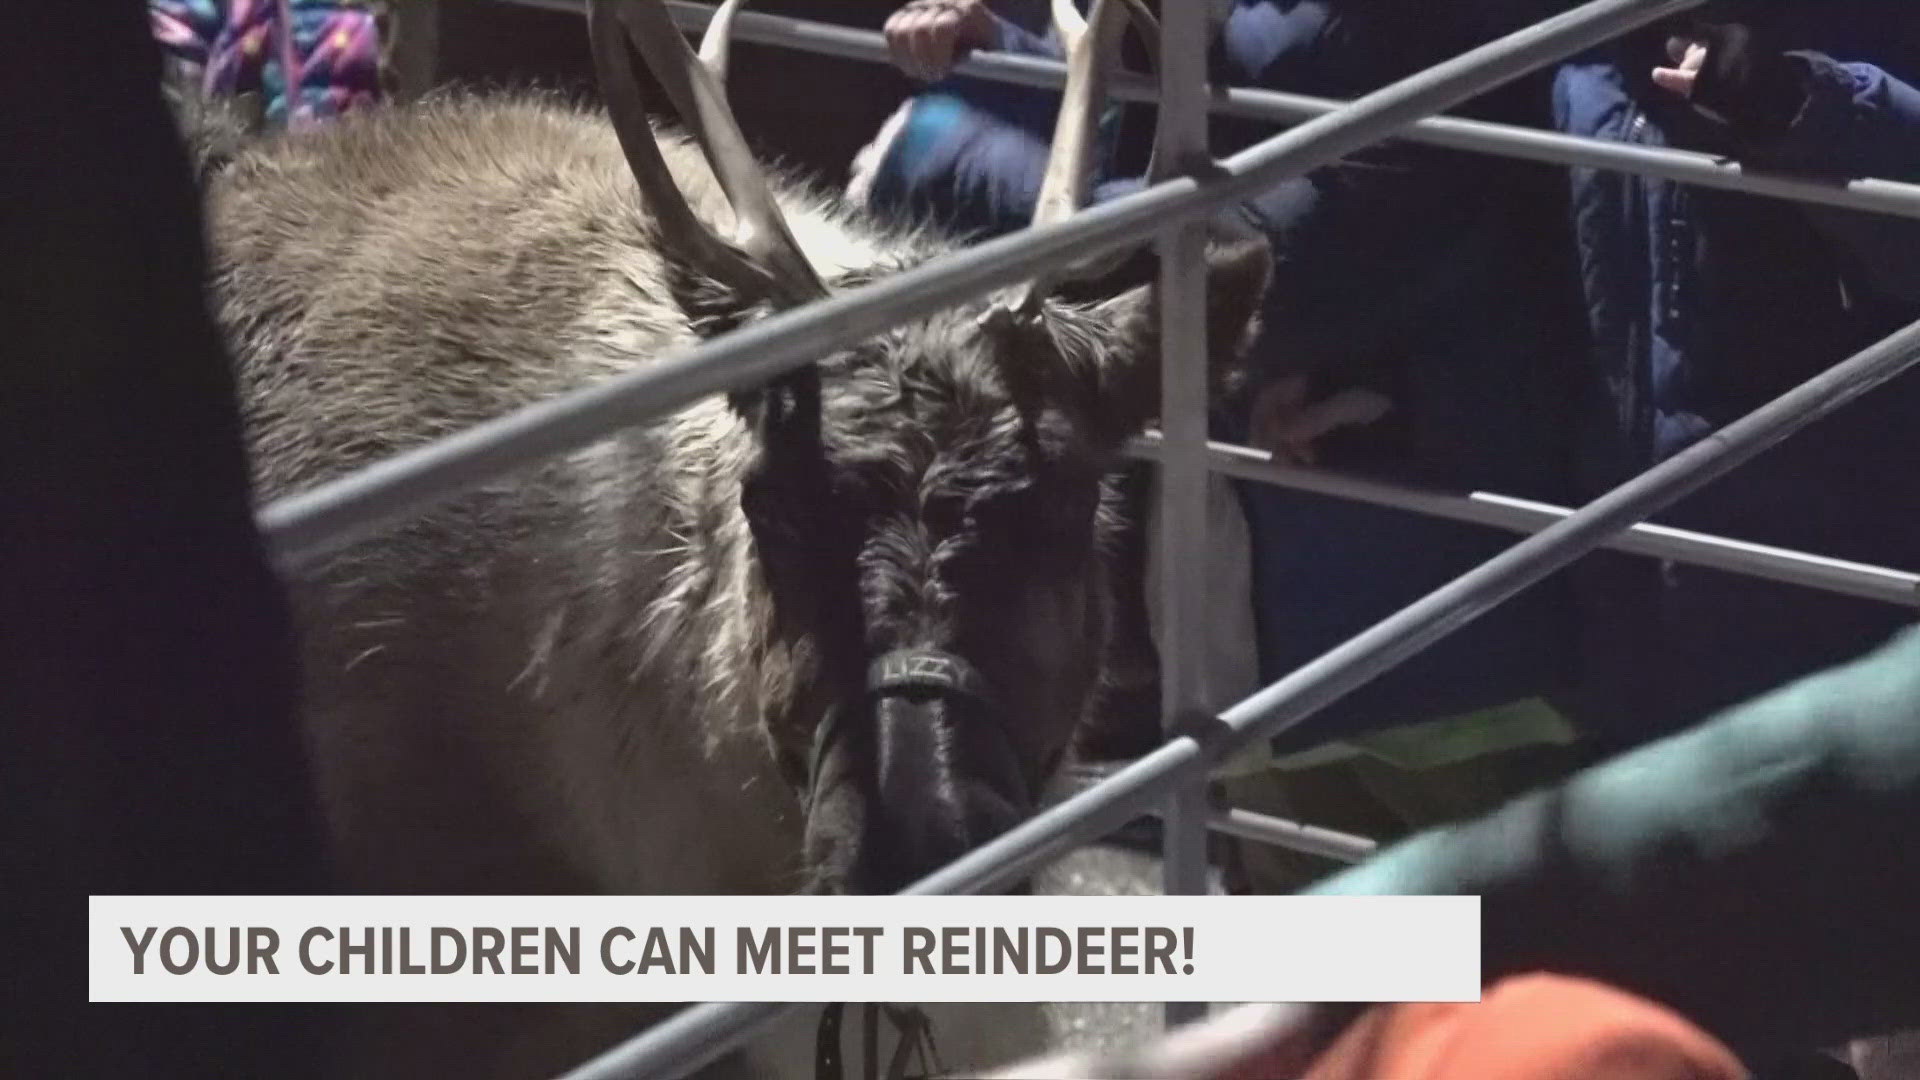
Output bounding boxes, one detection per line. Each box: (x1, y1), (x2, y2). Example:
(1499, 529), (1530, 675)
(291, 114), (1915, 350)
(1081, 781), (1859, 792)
(892, 93), (970, 179)
(1310, 623), (1920, 1062)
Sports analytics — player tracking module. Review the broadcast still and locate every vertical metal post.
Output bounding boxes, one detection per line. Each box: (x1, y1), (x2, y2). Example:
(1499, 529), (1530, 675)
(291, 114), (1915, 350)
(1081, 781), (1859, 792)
(1154, 0), (1215, 1031)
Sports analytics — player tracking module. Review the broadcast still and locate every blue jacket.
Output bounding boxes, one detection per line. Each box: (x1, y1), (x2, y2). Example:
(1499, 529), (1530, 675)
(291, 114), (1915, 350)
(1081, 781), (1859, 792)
(1551, 8), (1920, 746)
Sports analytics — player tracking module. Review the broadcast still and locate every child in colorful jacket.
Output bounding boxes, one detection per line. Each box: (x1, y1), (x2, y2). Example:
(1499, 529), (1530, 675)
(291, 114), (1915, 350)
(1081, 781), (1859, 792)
(151, 0), (384, 128)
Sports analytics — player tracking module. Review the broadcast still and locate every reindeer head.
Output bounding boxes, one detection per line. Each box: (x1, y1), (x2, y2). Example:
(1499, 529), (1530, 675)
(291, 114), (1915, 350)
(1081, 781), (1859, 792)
(591, 0), (1269, 894)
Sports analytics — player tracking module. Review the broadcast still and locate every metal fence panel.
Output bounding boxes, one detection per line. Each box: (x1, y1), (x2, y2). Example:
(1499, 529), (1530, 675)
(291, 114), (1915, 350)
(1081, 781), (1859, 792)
(249, 2), (1920, 1078)
(550, 2), (1722, 1076)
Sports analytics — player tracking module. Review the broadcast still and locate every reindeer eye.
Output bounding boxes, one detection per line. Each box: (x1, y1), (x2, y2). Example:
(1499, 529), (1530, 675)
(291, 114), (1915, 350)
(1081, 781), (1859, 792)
(739, 472), (776, 524)
(968, 484), (1040, 537)
(923, 491), (967, 535)
(742, 468), (833, 545)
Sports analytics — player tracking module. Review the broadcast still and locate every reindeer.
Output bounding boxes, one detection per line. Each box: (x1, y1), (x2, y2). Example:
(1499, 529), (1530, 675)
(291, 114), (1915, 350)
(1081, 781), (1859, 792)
(189, 0), (1270, 1075)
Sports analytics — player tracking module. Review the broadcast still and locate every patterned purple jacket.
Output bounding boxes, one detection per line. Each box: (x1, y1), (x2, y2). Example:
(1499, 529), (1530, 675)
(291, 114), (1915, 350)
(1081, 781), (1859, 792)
(151, 0), (382, 128)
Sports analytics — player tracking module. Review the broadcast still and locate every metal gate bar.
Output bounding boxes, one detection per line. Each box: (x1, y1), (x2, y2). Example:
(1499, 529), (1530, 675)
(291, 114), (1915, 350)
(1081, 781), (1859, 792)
(1129, 435), (1920, 608)
(1192, 807), (1377, 865)
(1055, 761), (1382, 862)
(1153, 0), (1221, 1031)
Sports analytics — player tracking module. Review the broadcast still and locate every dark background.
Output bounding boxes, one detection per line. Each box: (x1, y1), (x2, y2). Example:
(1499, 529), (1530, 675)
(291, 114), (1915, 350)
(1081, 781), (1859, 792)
(432, 1), (913, 182)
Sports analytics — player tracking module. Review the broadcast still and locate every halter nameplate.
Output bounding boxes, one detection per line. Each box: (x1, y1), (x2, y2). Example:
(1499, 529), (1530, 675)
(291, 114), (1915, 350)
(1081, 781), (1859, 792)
(805, 650), (1001, 800)
(866, 649), (996, 708)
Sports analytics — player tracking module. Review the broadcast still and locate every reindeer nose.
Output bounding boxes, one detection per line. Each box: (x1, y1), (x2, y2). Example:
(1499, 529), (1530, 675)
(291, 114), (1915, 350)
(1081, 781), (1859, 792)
(840, 692), (1030, 895)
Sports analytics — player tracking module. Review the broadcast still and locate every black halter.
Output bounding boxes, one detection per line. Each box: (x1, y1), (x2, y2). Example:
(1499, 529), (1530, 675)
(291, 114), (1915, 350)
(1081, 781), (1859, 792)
(814, 1002), (944, 1080)
(866, 649), (998, 710)
(805, 651), (986, 1080)
(805, 648), (1002, 801)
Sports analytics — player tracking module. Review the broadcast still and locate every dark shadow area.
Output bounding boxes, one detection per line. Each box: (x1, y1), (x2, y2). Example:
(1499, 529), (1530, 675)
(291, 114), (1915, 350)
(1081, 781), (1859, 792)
(431, 1), (915, 182)
(2, 3), (335, 1075)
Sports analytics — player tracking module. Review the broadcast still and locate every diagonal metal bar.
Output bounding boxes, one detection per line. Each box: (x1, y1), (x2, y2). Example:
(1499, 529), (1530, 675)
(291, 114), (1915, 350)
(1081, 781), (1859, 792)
(1203, 807), (1377, 865)
(552, 2), (1709, 1076)
(1125, 435), (1920, 608)
(1055, 759), (1381, 863)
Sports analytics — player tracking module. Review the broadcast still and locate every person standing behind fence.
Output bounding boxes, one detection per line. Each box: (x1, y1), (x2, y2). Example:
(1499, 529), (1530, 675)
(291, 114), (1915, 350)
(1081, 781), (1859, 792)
(1551, 17), (1920, 1075)
(1547, 4), (1920, 753)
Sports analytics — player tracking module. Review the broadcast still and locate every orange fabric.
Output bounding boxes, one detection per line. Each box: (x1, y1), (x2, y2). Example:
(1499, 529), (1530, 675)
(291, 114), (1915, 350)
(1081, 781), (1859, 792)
(1220, 974), (1747, 1080)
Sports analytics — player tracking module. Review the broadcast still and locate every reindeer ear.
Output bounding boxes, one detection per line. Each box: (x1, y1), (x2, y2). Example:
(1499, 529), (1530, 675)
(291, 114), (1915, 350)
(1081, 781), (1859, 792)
(1078, 236), (1273, 439)
(1196, 236), (1273, 369)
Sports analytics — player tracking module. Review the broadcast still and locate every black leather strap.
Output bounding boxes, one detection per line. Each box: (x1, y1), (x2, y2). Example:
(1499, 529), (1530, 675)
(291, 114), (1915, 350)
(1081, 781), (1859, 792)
(815, 1001), (847, 1080)
(865, 649), (997, 710)
(813, 1002), (944, 1080)
(807, 650), (1002, 799)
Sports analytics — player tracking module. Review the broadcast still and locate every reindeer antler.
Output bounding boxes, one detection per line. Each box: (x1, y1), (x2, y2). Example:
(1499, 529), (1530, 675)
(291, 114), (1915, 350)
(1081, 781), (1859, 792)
(589, 0), (826, 307)
(697, 0), (743, 83)
(987, 0), (1164, 326)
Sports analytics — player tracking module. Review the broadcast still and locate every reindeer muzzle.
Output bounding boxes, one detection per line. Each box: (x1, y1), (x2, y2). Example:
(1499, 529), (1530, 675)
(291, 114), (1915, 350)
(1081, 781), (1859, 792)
(805, 648), (1037, 892)
(807, 649), (1011, 801)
